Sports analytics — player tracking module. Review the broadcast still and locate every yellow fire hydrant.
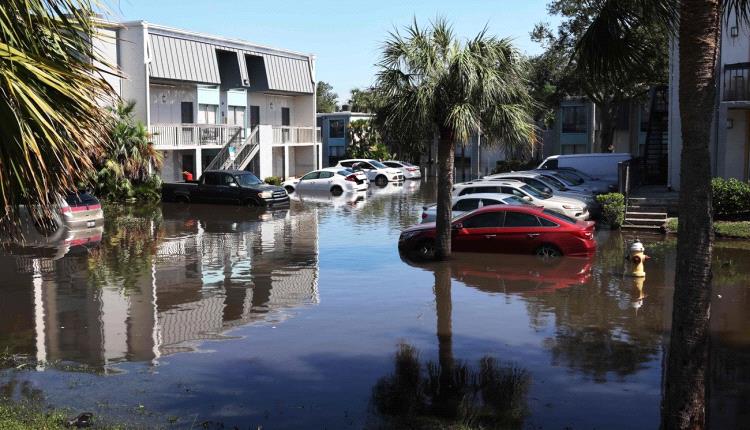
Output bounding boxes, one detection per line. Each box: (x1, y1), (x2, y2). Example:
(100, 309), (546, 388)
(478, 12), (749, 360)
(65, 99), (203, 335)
(628, 240), (648, 278)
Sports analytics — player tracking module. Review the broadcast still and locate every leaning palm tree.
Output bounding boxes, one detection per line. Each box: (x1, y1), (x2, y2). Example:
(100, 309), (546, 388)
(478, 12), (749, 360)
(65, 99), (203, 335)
(376, 19), (536, 259)
(0, 0), (117, 234)
(574, 1), (750, 428)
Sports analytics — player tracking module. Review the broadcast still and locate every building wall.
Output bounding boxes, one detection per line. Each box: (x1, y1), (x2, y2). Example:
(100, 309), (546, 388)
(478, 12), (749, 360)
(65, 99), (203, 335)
(93, 26), (121, 98)
(118, 23), (149, 123)
(725, 110), (748, 179)
(149, 83), (198, 124)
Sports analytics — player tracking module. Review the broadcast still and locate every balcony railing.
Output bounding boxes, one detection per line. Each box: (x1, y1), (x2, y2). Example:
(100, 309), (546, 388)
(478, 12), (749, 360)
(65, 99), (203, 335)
(723, 63), (750, 101)
(272, 126), (322, 144)
(149, 124), (244, 148)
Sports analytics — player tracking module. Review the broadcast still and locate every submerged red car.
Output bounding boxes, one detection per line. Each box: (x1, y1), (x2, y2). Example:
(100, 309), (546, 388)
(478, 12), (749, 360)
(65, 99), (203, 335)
(399, 205), (596, 259)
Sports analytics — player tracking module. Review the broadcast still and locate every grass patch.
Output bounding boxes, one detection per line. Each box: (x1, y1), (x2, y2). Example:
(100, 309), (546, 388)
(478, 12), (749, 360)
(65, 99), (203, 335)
(665, 219), (750, 239)
(0, 402), (123, 429)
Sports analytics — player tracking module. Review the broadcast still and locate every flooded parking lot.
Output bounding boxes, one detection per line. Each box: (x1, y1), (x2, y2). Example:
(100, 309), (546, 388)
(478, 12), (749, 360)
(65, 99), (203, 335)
(0, 180), (749, 429)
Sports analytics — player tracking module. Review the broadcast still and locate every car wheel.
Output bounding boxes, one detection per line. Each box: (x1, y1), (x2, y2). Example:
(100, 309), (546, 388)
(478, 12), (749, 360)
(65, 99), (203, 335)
(330, 185), (343, 196)
(246, 199), (260, 207)
(284, 186), (295, 194)
(375, 175), (388, 187)
(535, 244), (562, 260)
(176, 195), (190, 204)
(413, 239), (436, 261)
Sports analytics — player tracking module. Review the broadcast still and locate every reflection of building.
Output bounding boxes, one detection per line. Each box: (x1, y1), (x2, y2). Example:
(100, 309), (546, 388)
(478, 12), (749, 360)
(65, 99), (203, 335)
(0, 208), (319, 370)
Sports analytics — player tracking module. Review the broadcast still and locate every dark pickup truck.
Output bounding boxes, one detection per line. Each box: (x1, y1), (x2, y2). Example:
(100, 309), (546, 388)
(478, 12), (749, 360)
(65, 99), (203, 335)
(162, 170), (289, 207)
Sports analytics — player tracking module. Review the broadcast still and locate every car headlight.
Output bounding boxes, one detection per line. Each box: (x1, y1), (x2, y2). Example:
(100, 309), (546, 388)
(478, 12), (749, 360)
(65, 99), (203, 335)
(258, 191), (273, 199)
(562, 204), (583, 210)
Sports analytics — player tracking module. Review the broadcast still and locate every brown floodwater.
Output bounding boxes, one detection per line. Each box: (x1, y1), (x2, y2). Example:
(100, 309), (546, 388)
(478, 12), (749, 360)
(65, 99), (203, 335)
(0, 179), (749, 429)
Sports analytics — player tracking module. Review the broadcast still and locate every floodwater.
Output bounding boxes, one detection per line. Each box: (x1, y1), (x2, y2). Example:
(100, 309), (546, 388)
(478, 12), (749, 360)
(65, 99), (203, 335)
(0, 180), (749, 429)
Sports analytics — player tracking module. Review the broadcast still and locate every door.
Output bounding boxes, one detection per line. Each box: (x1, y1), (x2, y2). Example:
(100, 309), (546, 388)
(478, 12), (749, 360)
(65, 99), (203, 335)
(317, 171), (335, 191)
(250, 106), (260, 128)
(181, 102), (194, 123)
(296, 171), (320, 191)
(281, 107), (291, 143)
(219, 173), (242, 203)
(453, 211), (505, 253)
(196, 172), (220, 203)
(494, 210), (543, 254)
(181, 153), (195, 180)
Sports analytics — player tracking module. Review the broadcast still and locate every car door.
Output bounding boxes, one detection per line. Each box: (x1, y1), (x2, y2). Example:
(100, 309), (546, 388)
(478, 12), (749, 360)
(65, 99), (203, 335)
(452, 211), (504, 253)
(196, 172), (220, 203)
(317, 171), (335, 191)
(221, 173), (242, 204)
(492, 209), (543, 254)
(296, 171), (320, 191)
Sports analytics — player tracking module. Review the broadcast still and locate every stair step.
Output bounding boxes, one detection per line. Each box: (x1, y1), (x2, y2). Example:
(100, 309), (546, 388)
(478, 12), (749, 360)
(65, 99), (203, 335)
(624, 218), (667, 224)
(622, 224), (664, 230)
(625, 212), (668, 218)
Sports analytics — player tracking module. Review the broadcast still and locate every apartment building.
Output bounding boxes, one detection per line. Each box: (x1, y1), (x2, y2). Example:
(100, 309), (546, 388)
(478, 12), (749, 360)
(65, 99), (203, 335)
(98, 20), (321, 182)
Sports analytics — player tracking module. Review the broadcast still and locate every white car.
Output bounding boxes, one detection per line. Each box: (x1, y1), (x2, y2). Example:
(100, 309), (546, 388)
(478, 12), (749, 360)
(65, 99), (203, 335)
(452, 179), (590, 220)
(282, 167), (368, 194)
(420, 193), (531, 223)
(483, 171), (596, 207)
(336, 159), (405, 185)
(534, 169), (612, 194)
(382, 160), (422, 179)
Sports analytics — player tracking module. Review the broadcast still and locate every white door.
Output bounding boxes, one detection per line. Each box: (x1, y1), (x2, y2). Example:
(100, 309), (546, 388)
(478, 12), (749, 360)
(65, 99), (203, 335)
(297, 171), (319, 191)
(316, 171), (335, 190)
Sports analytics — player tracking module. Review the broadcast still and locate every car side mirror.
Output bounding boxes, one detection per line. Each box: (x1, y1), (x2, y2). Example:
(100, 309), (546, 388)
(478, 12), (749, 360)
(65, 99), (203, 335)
(452, 222), (464, 230)
(544, 188), (552, 194)
(229, 182), (238, 188)
(523, 196), (532, 201)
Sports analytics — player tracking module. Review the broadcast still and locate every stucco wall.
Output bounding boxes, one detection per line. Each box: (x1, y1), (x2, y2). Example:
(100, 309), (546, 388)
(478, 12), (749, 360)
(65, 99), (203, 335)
(118, 24), (149, 123)
(149, 83), (198, 124)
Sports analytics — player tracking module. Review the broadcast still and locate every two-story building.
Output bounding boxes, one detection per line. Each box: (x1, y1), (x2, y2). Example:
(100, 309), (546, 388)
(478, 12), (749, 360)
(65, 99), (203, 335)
(100, 21), (321, 182)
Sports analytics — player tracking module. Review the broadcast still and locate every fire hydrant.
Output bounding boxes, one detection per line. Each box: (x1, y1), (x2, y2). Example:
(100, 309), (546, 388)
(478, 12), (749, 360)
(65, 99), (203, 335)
(628, 240), (649, 278)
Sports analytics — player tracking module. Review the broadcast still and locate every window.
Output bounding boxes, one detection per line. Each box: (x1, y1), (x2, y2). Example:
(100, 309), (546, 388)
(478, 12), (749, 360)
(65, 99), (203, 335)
(481, 199), (503, 208)
(318, 171), (334, 179)
(503, 211), (541, 227)
(203, 172), (220, 185)
(339, 160), (354, 167)
(562, 105), (587, 133)
(459, 186), (501, 196)
(463, 212), (504, 229)
(525, 178), (552, 194)
(198, 104), (218, 124)
(453, 199), (481, 212)
(301, 172), (320, 181)
(222, 174), (236, 186)
(503, 196), (531, 206)
(330, 120), (345, 138)
(500, 186), (526, 198)
(538, 217), (559, 227)
(236, 173), (262, 186)
(181, 102), (194, 123)
(370, 160), (388, 169)
(640, 104), (650, 132)
(384, 162), (400, 168)
(542, 209), (577, 224)
(227, 106), (246, 127)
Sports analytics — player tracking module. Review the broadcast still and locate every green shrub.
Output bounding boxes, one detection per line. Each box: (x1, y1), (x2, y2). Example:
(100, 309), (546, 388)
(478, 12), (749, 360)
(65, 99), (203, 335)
(492, 159), (538, 174)
(264, 176), (282, 186)
(596, 193), (625, 228)
(712, 177), (750, 220)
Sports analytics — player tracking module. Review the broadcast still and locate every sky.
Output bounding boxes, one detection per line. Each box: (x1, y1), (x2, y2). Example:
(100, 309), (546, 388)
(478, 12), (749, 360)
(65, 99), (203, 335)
(113, 0), (560, 103)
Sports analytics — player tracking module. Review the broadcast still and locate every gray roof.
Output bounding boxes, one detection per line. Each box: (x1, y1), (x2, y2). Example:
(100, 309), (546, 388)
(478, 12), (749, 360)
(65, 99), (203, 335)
(147, 30), (314, 93)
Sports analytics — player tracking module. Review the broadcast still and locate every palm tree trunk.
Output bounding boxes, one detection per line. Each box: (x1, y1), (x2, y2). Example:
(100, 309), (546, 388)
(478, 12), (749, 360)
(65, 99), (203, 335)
(661, 1), (719, 429)
(435, 127), (455, 260)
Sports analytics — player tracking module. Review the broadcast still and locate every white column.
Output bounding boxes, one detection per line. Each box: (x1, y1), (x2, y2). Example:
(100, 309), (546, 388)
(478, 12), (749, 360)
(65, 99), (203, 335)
(195, 147), (202, 178)
(284, 146), (290, 179)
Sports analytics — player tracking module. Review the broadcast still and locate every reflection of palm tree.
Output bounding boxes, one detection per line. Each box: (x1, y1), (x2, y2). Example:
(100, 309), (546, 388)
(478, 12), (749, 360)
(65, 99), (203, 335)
(371, 264), (531, 429)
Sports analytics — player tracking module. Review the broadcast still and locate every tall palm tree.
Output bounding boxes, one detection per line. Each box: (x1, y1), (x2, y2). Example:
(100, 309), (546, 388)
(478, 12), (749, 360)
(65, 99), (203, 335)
(376, 19), (536, 259)
(0, 0), (117, 234)
(574, 1), (750, 428)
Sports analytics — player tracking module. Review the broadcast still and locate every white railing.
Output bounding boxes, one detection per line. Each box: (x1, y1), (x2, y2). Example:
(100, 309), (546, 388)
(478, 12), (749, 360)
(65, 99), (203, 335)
(272, 126), (322, 144)
(205, 126), (260, 171)
(150, 124), (244, 148)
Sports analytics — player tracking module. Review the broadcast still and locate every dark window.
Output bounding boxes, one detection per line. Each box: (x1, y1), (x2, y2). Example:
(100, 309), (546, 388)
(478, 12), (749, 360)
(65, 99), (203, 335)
(500, 186), (526, 198)
(339, 160), (354, 167)
(526, 179), (552, 194)
(458, 187), (475, 196)
(481, 199), (503, 207)
(318, 171), (334, 179)
(330, 120), (345, 138)
(463, 212), (504, 229)
(281, 107), (290, 126)
(542, 209), (577, 224)
(181, 102), (194, 123)
(301, 172), (320, 181)
(336, 169), (352, 176)
(384, 162), (400, 168)
(65, 192), (99, 206)
(503, 211), (541, 227)
(453, 199), (481, 212)
(250, 105), (260, 127)
(538, 217), (559, 227)
(562, 106), (587, 133)
(222, 174), (236, 186)
(539, 159), (558, 170)
(203, 172), (220, 185)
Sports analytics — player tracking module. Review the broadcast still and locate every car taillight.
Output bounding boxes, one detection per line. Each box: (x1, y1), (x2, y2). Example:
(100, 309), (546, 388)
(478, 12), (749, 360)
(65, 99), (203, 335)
(422, 212), (428, 219)
(87, 204), (101, 211)
(345, 174), (357, 182)
(577, 230), (594, 240)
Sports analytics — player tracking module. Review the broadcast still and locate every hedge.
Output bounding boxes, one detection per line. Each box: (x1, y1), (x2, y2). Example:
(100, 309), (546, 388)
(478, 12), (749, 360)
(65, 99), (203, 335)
(596, 193), (625, 228)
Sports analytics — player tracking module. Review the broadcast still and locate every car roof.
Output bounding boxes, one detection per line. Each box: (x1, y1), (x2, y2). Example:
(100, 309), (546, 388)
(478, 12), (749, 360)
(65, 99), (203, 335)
(461, 179), (526, 186)
(455, 193), (515, 200)
(339, 158), (376, 163)
(470, 204), (544, 215)
(487, 171), (542, 179)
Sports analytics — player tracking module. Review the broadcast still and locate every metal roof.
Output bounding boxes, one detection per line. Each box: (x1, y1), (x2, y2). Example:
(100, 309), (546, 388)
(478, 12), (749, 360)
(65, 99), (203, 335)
(149, 34), (221, 84)
(147, 32), (314, 93)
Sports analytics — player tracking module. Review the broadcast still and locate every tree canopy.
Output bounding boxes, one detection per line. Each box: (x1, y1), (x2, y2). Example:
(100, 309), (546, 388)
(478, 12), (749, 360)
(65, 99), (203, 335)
(316, 81), (338, 113)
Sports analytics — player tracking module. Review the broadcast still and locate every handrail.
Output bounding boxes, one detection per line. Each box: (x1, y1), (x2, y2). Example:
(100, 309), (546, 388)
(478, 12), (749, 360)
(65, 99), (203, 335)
(272, 126), (322, 144)
(204, 127), (250, 171)
(230, 130), (261, 170)
(150, 124), (244, 147)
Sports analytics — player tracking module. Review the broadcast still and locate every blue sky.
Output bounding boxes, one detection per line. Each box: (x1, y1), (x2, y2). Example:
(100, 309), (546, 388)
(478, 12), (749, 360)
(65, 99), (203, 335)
(113, 0), (559, 103)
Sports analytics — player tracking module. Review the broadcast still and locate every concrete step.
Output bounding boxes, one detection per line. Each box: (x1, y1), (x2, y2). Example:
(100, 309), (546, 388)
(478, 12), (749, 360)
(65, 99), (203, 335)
(625, 217), (667, 225)
(625, 211), (668, 219)
(622, 224), (664, 230)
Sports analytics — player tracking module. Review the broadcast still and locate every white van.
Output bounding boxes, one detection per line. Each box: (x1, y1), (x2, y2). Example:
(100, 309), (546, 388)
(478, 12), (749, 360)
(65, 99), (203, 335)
(537, 153), (631, 183)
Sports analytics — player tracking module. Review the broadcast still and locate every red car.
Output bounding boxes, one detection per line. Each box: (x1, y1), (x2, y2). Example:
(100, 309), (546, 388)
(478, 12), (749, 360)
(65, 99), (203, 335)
(399, 205), (596, 259)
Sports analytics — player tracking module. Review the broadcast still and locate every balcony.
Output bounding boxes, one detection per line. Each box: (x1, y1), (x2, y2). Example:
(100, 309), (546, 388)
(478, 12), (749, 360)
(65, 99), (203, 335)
(149, 124), (244, 148)
(272, 126), (322, 145)
(723, 63), (750, 101)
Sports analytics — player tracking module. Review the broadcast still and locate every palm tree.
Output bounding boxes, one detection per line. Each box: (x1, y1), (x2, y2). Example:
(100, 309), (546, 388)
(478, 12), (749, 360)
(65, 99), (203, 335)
(573, 1), (750, 428)
(376, 19), (536, 259)
(0, 0), (117, 234)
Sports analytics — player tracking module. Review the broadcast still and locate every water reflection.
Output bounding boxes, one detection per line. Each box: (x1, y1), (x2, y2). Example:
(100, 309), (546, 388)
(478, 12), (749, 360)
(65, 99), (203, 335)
(0, 203), (319, 369)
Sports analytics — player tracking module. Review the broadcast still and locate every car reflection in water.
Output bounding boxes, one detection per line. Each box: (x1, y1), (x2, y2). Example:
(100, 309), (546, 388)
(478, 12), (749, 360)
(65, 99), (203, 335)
(0, 204), (320, 371)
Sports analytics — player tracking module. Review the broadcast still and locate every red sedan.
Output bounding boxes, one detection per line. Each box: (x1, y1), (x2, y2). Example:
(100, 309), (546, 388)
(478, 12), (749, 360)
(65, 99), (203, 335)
(398, 205), (596, 259)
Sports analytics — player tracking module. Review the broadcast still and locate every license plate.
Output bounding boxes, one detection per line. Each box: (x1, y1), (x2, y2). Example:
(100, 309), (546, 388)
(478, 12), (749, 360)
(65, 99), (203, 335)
(87, 221), (96, 228)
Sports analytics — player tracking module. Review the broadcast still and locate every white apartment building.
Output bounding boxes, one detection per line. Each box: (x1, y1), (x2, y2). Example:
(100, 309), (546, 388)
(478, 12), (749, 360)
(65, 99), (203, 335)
(99, 21), (321, 182)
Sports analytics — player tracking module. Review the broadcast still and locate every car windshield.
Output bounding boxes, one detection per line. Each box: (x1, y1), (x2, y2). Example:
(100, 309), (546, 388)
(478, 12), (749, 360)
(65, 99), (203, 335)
(555, 171), (584, 185)
(65, 192), (99, 206)
(370, 160), (387, 169)
(539, 174), (566, 190)
(542, 208), (578, 224)
(521, 184), (551, 199)
(236, 173), (263, 186)
(565, 168), (595, 180)
(337, 169), (352, 176)
(503, 196), (532, 206)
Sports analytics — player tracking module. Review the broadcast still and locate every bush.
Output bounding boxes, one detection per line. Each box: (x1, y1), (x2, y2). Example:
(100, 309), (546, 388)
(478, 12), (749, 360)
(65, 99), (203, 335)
(712, 177), (750, 220)
(596, 193), (625, 228)
(264, 176), (282, 185)
(492, 159), (538, 174)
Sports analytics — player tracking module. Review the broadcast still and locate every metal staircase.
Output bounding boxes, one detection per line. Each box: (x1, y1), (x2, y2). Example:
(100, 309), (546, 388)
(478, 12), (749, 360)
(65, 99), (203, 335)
(642, 86), (669, 185)
(205, 126), (261, 171)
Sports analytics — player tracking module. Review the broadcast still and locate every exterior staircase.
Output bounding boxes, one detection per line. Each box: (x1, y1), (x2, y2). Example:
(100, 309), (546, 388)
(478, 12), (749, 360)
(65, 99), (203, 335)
(642, 86), (669, 185)
(205, 126), (260, 171)
(623, 197), (668, 230)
